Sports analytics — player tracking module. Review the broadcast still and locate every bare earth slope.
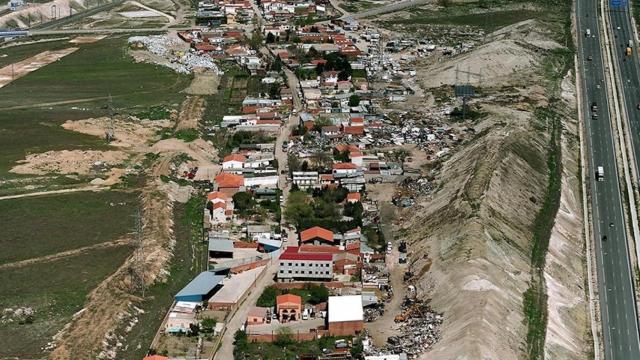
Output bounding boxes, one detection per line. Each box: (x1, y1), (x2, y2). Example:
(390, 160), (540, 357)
(404, 105), (547, 359)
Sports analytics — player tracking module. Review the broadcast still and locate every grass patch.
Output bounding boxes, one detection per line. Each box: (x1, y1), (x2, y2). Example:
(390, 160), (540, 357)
(135, 105), (171, 120)
(0, 108), (110, 179)
(175, 128), (199, 142)
(0, 39), (70, 68)
(0, 190), (138, 265)
(0, 244), (133, 359)
(0, 36), (190, 110)
(117, 196), (207, 359)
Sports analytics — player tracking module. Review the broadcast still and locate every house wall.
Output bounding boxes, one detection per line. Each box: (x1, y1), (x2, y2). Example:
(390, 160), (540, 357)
(277, 259), (333, 281)
(328, 320), (363, 336)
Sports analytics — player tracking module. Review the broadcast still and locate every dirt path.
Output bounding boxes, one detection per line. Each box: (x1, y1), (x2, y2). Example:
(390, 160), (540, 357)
(176, 95), (205, 130)
(0, 237), (132, 270)
(0, 186), (108, 201)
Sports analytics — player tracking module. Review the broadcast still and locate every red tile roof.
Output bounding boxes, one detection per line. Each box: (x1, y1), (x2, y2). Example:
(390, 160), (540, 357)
(144, 356), (169, 360)
(280, 246), (333, 261)
(276, 293), (302, 306)
(343, 126), (365, 135)
(207, 191), (227, 201)
(333, 163), (357, 170)
(223, 154), (246, 163)
(213, 202), (226, 209)
(299, 244), (342, 254)
(215, 173), (244, 188)
(347, 192), (361, 202)
(349, 151), (363, 158)
(335, 144), (360, 153)
(320, 174), (334, 181)
(300, 226), (334, 243)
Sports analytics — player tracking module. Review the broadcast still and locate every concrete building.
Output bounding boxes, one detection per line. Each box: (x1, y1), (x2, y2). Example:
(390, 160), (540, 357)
(277, 246), (333, 282)
(292, 171), (319, 189)
(247, 306), (269, 325)
(276, 294), (302, 322)
(327, 295), (364, 336)
(222, 154), (246, 171)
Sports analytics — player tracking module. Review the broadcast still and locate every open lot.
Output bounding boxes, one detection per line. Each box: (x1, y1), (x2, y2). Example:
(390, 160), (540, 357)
(0, 190), (138, 265)
(0, 243), (133, 359)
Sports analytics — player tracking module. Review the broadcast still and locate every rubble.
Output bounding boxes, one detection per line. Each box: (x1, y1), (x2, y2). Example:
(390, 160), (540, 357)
(364, 299), (443, 359)
(128, 35), (223, 75)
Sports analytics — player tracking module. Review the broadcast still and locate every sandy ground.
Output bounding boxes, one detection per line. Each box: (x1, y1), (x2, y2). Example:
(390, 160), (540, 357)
(0, 48), (78, 88)
(62, 117), (172, 149)
(418, 20), (560, 89)
(69, 35), (107, 44)
(151, 138), (218, 166)
(10, 149), (128, 176)
(184, 68), (220, 95)
(542, 72), (589, 359)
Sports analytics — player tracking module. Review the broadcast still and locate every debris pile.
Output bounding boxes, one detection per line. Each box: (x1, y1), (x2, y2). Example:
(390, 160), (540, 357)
(1, 307), (35, 325)
(128, 35), (223, 75)
(383, 299), (443, 358)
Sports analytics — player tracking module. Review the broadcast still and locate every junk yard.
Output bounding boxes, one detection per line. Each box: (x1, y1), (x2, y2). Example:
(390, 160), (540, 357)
(0, 0), (598, 358)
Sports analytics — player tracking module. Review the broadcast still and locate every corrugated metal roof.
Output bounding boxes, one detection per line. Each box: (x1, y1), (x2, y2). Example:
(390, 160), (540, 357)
(208, 239), (235, 253)
(175, 272), (224, 299)
(328, 295), (363, 323)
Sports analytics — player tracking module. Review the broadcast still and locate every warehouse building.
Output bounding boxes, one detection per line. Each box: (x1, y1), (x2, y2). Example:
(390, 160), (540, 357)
(327, 295), (364, 336)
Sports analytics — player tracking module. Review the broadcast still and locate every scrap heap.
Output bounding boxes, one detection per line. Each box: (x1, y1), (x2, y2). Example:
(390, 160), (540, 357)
(385, 298), (443, 358)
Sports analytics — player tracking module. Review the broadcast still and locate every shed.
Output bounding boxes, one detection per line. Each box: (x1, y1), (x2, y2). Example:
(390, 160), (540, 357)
(175, 272), (224, 302)
(209, 239), (235, 258)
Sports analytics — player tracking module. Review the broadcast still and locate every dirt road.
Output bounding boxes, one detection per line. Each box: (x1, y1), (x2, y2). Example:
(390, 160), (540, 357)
(0, 186), (108, 201)
(213, 261), (279, 360)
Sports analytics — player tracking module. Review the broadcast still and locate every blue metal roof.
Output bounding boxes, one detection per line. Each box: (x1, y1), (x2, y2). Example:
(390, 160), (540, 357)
(175, 272), (224, 301)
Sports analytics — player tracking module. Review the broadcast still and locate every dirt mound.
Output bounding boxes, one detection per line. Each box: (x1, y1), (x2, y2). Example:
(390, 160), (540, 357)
(401, 104), (549, 359)
(62, 117), (171, 148)
(419, 39), (539, 88)
(418, 20), (561, 89)
(151, 138), (218, 166)
(10, 150), (127, 176)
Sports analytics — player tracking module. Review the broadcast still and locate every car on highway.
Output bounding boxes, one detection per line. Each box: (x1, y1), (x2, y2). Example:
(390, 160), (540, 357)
(588, 55), (593, 61)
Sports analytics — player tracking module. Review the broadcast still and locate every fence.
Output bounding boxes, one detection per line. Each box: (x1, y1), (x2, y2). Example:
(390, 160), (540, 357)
(247, 328), (329, 343)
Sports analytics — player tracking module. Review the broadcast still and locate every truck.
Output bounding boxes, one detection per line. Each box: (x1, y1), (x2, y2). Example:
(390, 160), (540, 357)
(630, 39), (634, 48)
(596, 166), (605, 181)
(586, 28), (591, 37)
(627, 47), (633, 56)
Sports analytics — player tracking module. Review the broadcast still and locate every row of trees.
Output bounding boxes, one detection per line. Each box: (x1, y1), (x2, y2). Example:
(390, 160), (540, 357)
(284, 189), (364, 233)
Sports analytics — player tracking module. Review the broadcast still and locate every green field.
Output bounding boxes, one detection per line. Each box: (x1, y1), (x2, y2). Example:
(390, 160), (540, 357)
(116, 197), (207, 359)
(0, 36), (190, 110)
(0, 244), (133, 359)
(0, 36), (189, 182)
(0, 190), (138, 265)
(0, 39), (71, 68)
(0, 108), (110, 179)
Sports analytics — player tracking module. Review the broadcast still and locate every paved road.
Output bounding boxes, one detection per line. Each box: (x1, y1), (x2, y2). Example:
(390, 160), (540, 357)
(576, 0), (640, 358)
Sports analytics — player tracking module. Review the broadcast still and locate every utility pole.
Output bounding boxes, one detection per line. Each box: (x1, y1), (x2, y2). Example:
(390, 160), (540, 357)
(105, 95), (116, 142)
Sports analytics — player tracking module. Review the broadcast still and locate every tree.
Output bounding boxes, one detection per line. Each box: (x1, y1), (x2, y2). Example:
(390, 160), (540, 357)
(307, 284), (329, 304)
(284, 191), (314, 228)
(201, 317), (217, 332)
(266, 32), (276, 43)
(248, 28), (263, 49)
(274, 326), (294, 346)
(256, 286), (279, 307)
(288, 153), (302, 172)
(271, 57), (283, 72)
(233, 330), (249, 358)
(233, 191), (255, 213)
(348, 94), (361, 107)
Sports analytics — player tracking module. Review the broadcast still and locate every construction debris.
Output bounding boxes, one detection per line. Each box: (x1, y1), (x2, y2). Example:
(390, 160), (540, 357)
(365, 299), (443, 359)
(128, 35), (223, 75)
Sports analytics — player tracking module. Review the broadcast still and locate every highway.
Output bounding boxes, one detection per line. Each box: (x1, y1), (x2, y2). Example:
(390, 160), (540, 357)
(576, 0), (640, 357)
